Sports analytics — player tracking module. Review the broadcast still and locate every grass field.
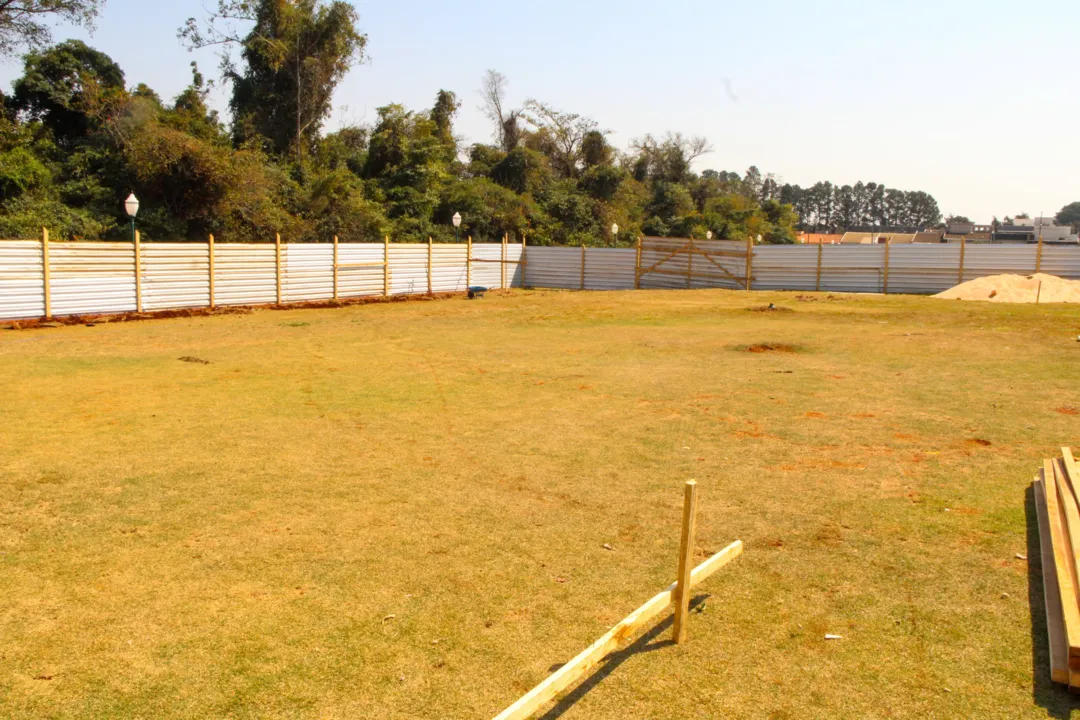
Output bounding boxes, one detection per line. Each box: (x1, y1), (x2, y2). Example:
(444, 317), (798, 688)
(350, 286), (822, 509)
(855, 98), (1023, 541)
(2, 288), (1079, 719)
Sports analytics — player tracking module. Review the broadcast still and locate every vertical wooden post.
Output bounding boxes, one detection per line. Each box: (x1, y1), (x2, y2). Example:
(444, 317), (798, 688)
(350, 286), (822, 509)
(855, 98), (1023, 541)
(815, 242), (823, 292)
(332, 235), (339, 301)
(745, 237), (754, 291)
(42, 227), (51, 319)
(521, 234), (527, 288)
(427, 237), (433, 295)
(687, 241), (694, 290)
(502, 234), (508, 289)
(275, 233), (283, 305)
(580, 244), (586, 290)
(634, 236), (643, 289)
(673, 480), (699, 645)
(208, 234), (216, 309)
(1036, 227), (1044, 274)
(466, 236), (472, 289)
(383, 235), (390, 297)
(134, 229), (143, 313)
(882, 239), (891, 295)
(958, 236), (966, 285)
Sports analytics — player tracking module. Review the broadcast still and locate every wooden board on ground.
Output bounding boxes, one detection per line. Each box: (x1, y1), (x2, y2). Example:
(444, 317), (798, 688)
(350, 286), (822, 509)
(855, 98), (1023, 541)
(1035, 474), (1070, 684)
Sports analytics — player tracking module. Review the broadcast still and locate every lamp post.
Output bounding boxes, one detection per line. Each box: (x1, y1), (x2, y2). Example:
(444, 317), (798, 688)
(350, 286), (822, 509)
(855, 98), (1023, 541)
(125, 193), (140, 242)
(453, 212), (462, 243)
(706, 231), (713, 240)
(611, 223), (619, 247)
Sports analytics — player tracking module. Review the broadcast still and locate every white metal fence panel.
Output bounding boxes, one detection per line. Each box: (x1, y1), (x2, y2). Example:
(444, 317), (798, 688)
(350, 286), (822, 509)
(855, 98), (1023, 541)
(432, 244), (468, 293)
(523, 246), (586, 289)
(584, 248), (637, 290)
(283, 243), (334, 303)
(141, 243), (210, 311)
(337, 243), (385, 298)
(818, 245), (886, 293)
(388, 244), (427, 296)
(0, 240), (45, 320)
(888, 244), (960, 294)
(1043, 246), (1080, 279)
(213, 243), (276, 306)
(471, 243), (506, 289)
(51, 242), (137, 316)
(508, 243), (525, 287)
(753, 245), (818, 291)
(964, 245), (1039, 282)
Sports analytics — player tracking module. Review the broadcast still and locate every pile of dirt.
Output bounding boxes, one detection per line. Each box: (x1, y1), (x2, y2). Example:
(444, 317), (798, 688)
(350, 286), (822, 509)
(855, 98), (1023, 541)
(935, 273), (1080, 303)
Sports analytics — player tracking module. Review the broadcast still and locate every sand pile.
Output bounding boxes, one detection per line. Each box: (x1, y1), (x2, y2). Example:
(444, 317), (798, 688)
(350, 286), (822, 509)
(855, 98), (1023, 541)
(935, 273), (1080, 303)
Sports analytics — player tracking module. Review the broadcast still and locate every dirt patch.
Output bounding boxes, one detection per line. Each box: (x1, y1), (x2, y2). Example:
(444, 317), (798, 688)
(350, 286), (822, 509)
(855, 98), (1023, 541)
(747, 305), (794, 313)
(179, 357), (211, 365)
(1057, 407), (1079, 416)
(935, 273), (1080, 304)
(805, 412), (828, 419)
(965, 438), (992, 447)
(746, 344), (797, 354)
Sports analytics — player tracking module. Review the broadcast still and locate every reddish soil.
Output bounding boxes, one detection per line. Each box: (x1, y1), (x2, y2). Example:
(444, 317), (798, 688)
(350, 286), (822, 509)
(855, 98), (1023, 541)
(747, 343), (797, 353)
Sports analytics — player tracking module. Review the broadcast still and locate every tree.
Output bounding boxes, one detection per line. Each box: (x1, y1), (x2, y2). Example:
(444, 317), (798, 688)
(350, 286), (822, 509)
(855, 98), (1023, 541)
(521, 100), (603, 179)
(0, 0), (104, 58)
(181, 0), (367, 165)
(1056, 202), (1080, 230)
(479, 70), (521, 152)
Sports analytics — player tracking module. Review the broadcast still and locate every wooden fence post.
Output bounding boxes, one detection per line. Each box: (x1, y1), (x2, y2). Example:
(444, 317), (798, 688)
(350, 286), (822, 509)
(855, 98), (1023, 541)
(134, 229), (143, 313)
(1036, 230), (1044, 274)
(815, 242), (823, 292)
(332, 235), (339, 300)
(745, 237), (754, 291)
(383, 235), (390, 297)
(673, 480), (699, 644)
(958, 236), (966, 285)
(42, 227), (51, 318)
(635, 236), (643, 289)
(208, 234), (216, 309)
(521, 234), (527, 288)
(428, 237), (433, 295)
(466, 236), (472, 289)
(687, 241), (694, 290)
(580, 244), (586, 290)
(275, 233), (283, 305)
(882, 239), (891, 295)
(502, 234), (508, 289)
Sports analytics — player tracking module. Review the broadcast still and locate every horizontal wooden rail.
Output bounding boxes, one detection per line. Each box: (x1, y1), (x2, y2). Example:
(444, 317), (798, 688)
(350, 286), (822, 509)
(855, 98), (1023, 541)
(492, 540), (743, 720)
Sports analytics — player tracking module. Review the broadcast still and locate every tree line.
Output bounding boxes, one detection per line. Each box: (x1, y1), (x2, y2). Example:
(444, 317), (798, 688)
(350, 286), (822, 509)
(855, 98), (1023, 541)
(0, 0), (944, 244)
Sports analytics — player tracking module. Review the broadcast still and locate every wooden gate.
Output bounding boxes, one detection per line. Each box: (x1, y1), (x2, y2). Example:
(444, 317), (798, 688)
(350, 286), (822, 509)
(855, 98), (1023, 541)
(635, 236), (752, 290)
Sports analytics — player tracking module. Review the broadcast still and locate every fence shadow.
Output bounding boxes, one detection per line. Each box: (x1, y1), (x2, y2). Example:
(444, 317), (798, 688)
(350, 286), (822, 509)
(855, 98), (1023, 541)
(537, 594), (709, 719)
(1026, 484), (1080, 718)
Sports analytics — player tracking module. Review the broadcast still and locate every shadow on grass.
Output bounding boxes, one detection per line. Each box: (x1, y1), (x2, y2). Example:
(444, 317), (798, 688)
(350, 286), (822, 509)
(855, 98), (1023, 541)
(1026, 484), (1080, 718)
(537, 594), (709, 720)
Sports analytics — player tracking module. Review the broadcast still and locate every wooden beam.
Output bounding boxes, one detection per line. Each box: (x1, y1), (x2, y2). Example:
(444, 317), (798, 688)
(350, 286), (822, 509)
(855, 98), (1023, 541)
(502, 234), (508, 289)
(1037, 227), (1044, 274)
(958, 236), (966, 286)
(646, 267), (753, 283)
(492, 540), (743, 720)
(686, 241), (694, 290)
(634, 236), (642, 289)
(580, 244), (586, 291)
(521, 234), (527, 288)
(1047, 457), (1080, 675)
(383, 235), (390, 297)
(882, 239), (891, 295)
(275, 233), (283, 305)
(747, 237), (755, 290)
(134, 230), (143, 313)
(673, 480), (698, 644)
(42, 227), (51, 319)
(467, 236), (472, 289)
(815, 242), (824, 292)
(428, 237), (433, 295)
(1035, 473), (1070, 684)
(638, 240), (692, 276)
(208, 234), (216, 309)
(694, 248), (743, 284)
(333, 236), (339, 300)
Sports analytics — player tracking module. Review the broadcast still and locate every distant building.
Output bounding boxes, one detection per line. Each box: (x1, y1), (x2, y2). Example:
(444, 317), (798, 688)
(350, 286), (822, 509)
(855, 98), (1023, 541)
(796, 232), (844, 245)
(840, 232), (917, 244)
(992, 217), (1078, 244)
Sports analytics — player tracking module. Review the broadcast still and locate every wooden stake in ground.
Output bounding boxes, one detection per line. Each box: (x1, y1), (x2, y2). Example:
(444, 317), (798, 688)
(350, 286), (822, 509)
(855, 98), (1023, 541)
(42, 227), (51, 318)
(673, 480), (698, 644)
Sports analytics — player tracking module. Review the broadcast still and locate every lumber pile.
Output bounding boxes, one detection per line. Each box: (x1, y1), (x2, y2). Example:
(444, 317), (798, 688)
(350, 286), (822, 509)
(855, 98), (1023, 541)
(1034, 448), (1080, 688)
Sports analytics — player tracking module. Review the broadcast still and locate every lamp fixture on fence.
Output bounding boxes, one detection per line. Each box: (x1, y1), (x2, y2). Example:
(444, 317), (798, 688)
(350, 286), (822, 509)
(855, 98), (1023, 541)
(452, 212), (462, 243)
(611, 223), (619, 247)
(125, 193), (140, 242)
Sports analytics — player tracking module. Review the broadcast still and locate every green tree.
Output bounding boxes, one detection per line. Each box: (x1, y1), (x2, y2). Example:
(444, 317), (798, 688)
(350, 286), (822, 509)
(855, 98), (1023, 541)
(1056, 202), (1080, 230)
(0, 0), (104, 58)
(181, 0), (366, 165)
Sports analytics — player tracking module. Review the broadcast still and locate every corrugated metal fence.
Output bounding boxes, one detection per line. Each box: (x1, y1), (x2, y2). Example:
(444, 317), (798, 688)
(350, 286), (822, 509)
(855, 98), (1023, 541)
(2, 236), (1078, 321)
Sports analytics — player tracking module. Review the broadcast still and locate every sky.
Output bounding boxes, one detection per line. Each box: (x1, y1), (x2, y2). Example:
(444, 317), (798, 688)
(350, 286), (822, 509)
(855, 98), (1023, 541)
(2, 0), (1077, 223)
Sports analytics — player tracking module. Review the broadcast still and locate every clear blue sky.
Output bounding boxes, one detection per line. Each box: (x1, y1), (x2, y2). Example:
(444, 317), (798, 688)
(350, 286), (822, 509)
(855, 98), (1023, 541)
(2, 0), (1077, 222)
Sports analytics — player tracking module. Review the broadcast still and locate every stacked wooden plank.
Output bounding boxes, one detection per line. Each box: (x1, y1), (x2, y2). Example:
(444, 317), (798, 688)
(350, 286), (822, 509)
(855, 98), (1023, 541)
(1034, 448), (1080, 688)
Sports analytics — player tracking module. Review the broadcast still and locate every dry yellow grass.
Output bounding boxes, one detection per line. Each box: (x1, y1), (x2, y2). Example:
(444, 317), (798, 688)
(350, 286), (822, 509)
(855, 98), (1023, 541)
(1, 288), (1079, 719)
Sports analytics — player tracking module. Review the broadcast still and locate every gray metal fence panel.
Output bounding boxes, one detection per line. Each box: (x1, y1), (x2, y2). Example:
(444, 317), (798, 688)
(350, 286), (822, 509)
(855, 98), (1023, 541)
(0, 241), (45, 319)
